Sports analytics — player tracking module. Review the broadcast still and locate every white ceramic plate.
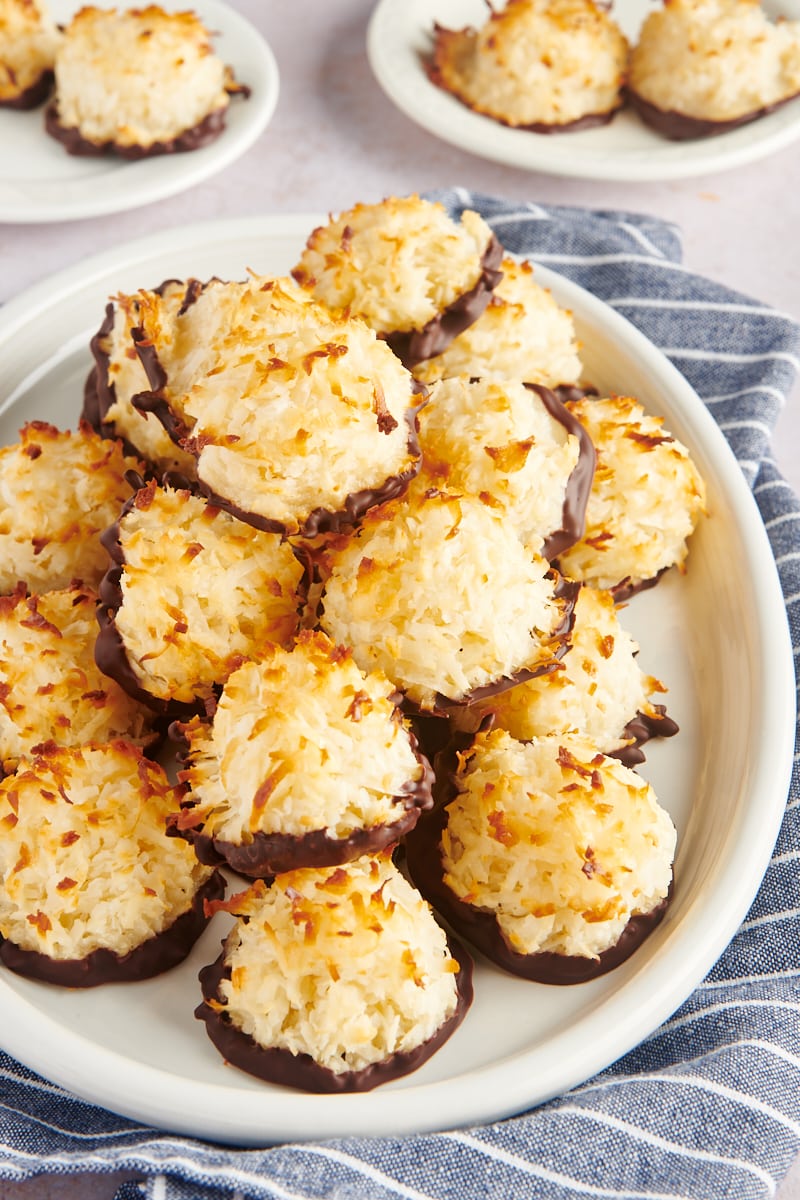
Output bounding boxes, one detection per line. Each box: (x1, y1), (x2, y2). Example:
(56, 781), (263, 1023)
(367, 0), (800, 182)
(0, 0), (278, 224)
(0, 215), (794, 1146)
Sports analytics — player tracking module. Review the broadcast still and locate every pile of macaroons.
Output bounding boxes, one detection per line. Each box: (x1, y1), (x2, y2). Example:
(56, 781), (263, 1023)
(0, 0), (247, 155)
(428, 0), (800, 139)
(0, 194), (707, 1093)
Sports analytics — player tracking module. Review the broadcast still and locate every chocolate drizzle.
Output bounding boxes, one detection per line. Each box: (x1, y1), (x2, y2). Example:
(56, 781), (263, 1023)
(45, 101), (232, 159)
(194, 932), (473, 1092)
(405, 736), (671, 984)
(526, 384), (597, 560)
(169, 738), (435, 878)
(627, 87), (800, 141)
(383, 235), (504, 369)
(0, 870), (225, 987)
(612, 706), (680, 768)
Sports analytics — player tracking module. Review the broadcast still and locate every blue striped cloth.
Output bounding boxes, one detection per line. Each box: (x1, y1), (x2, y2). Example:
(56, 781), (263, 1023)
(1, 190), (799, 1200)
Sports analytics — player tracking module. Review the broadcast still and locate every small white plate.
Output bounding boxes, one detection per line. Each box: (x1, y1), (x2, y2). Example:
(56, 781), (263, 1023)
(367, 0), (800, 182)
(0, 215), (794, 1145)
(0, 0), (278, 224)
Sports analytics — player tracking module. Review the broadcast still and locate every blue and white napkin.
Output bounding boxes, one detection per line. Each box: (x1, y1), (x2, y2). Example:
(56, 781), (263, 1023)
(1, 190), (799, 1200)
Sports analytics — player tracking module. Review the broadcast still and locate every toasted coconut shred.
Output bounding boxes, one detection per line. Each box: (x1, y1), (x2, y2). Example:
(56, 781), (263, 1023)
(291, 195), (495, 336)
(0, 0), (59, 106)
(452, 584), (668, 750)
(413, 258), (583, 386)
(629, 0), (800, 123)
(130, 275), (420, 533)
(0, 741), (213, 960)
(179, 631), (427, 842)
(319, 488), (573, 710)
(429, 0), (629, 128)
(0, 421), (141, 595)
(107, 481), (304, 705)
(211, 856), (460, 1074)
(441, 729), (676, 959)
(0, 584), (155, 771)
(557, 395), (707, 592)
(50, 5), (238, 151)
(416, 376), (581, 550)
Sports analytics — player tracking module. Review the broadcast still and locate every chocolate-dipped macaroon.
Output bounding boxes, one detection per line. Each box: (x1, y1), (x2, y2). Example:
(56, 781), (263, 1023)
(413, 257), (584, 388)
(96, 478), (305, 713)
(628, 0), (800, 140)
(0, 0), (59, 109)
(170, 630), (434, 877)
(451, 583), (678, 765)
(195, 855), (472, 1092)
(0, 583), (155, 775)
(45, 5), (247, 158)
(415, 377), (595, 559)
(128, 274), (424, 536)
(428, 0), (628, 133)
(0, 421), (142, 595)
(318, 486), (579, 713)
(557, 394), (707, 599)
(0, 740), (224, 986)
(291, 195), (503, 369)
(406, 728), (676, 983)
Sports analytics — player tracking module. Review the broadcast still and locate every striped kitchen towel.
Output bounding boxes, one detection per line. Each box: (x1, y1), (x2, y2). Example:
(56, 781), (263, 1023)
(0, 190), (799, 1200)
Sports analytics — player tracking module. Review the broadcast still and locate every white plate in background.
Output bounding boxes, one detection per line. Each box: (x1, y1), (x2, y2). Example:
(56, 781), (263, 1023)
(0, 215), (793, 1145)
(367, 0), (800, 181)
(0, 0), (278, 224)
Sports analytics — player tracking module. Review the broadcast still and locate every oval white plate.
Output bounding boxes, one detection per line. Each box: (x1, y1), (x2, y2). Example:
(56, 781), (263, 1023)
(0, 0), (278, 224)
(0, 215), (794, 1145)
(367, 0), (800, 182)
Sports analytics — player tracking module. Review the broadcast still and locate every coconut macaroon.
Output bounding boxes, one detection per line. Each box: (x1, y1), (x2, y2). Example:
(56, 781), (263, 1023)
(0, 740), (224, 986)
(129, 274), (423, 536)
(96, 479), (305, 711)
(195, 855), (472, 1092)
(0, 584), (155, 774)
(413, 258), (584, 388)
(556, 394), (707, 598)
(45, 5), (247, 158)
(0, 421), (142, 596)
(0, 0), (59, 109)
(428, 0), (629, 132)
(628, 0), (800, 139)
(406, 728), (676, 983)
(84, 281), (198, 479)
(291, 195), (503, 368)
(452, 584), (677, 763)
(171, 632), (433, 877)
(319, 488), (578, 713)
(416, 377), (594, 558)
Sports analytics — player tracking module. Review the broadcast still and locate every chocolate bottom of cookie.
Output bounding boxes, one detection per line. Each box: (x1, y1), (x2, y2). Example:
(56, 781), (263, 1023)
(0, 869), (225, 987)
(0, 69), (54, 110)
(195, 934), (473, 1092)
(627, 87), (800, 141)
(405, 785), (670, 984)
(614, 706), (680, 768)
(44, 101), (229, 158)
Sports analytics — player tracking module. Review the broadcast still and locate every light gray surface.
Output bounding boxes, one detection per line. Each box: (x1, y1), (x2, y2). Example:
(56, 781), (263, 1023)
(1, 0), (799, 1194)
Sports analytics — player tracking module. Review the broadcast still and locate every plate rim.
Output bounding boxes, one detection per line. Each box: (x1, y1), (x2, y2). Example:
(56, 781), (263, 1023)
(0, 0), (279, 224)
(0, 212), (794, 1145)
(366, 0), (800, 182)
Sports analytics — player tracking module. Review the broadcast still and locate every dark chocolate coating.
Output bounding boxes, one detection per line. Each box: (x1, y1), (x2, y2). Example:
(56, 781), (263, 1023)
(194, 933), (473, 1092)
(613, 706), (680, 768)
(526, 384), (597, 560)
(169, 732), (434, 878)
(0, 69), (54, 110)
(405, 741), (671, 984)
(45, 101), (231, 158)
(610, 567), (669, 604)
(627, 87), (800, 141)
(383, 235), (504, 368)
(0, 870), (225, 988)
